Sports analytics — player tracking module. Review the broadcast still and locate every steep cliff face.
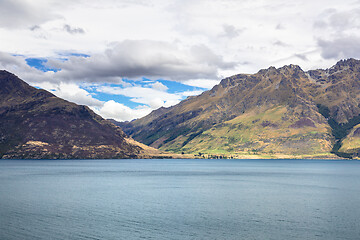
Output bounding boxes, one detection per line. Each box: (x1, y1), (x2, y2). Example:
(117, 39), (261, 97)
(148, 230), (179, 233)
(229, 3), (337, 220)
(309, 58), (360, 123)
(118, 59), (360, 158)
(0, 70), (144, 159)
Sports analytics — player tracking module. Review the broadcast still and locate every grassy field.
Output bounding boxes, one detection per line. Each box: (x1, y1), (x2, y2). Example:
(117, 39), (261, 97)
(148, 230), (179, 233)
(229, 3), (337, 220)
(160, 105), (334, 158)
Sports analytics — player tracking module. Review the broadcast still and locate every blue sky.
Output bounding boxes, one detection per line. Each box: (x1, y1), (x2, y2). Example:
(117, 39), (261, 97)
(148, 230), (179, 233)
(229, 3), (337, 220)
(84, 78), (206, 109)
(25, 58), (60, 72)
(25, 55), (207, 119)
(0, 0), (358, 121)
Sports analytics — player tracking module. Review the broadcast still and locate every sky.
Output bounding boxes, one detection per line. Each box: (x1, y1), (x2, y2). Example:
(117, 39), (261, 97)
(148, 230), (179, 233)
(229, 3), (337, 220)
(1, 0), (360, 122)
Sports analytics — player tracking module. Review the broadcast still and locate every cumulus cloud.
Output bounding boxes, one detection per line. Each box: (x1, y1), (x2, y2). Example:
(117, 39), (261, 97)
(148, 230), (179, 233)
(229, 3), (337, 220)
(95, 100), (152, 122)
(29, 25), (41, 31)
(63, 24), (85, 34)
(220, 24), (243, 38)
(314, 8), (360, 32)
(181, 90), (204, 97)
(94, 82), (204, 121)
(318, 36), (360, 59)
(0, 52), (26, 67)
(47, 84), (154, 122)
(182, 79), (220, 89)
(148, 81), (168, 91)
(0, 40), (236, 87)
(276, 23), (285, 30)
(313, 7), (360, 61)
(96, 85), (183, 109)
(3, 0), (359, 122)
(42, 82), (165, 121)
(0, 52), (54, 83)
(0, 52), (145, 121)
(0, 0), (58, 28)
(97, 82), (204, 110)
(0, 52), (210, 121)
(294, 53), (309, 61)
(47, 83), (103, 107)
(273, 40), (290, 47)
(46, 40), (236, 83)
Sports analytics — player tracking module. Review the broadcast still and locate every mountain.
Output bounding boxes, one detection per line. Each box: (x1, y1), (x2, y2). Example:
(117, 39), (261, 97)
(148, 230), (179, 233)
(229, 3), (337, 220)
(339, 124), (360, 155)
(118, 59), (360, 159)
(0, 70), (173, 159)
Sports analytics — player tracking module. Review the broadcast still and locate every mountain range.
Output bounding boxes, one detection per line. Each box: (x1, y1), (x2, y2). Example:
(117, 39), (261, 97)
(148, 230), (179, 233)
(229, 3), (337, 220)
(2, 59), (360, 159)
(118, 59), (360, 159)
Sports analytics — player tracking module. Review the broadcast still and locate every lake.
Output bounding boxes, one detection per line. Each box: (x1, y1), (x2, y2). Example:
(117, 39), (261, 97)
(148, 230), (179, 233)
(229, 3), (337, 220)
(0, 159), (360, 240)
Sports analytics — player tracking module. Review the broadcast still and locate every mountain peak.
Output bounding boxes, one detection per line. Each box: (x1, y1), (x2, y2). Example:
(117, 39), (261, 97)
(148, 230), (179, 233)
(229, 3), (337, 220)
(279, 64), (302, 71)
(327, 58), (360, 74)
(0, 71), (156, 159)
(257, 66), (276, 75)
(0, 70), (23, 83)
(0, 69), (14, 75)
(330, 58), (360, 69)
(257, 64), (303, 76)
(335, 58), (360, 66)
(0, 70), (34, 96)
(121, 59), (360, 159)
(0, 69), (12, 74)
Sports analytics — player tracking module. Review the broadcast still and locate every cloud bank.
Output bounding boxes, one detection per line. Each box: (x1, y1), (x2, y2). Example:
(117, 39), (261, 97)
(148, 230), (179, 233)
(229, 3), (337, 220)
(46, 40), (236, 84)
(1, 0), (360, 121)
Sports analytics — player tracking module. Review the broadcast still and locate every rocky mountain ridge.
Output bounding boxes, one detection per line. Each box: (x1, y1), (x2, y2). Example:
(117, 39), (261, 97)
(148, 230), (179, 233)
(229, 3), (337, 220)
(118, 59), (360, 159)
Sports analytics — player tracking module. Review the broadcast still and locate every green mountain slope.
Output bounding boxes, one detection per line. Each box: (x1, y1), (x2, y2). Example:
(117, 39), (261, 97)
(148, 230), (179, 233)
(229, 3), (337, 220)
(339, 124), (360, 157)
(118, 59), (360, 159)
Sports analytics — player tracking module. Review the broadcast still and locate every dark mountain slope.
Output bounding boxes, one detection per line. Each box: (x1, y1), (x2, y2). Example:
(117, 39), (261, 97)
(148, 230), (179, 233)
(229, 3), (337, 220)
(0, 70), (143, 159)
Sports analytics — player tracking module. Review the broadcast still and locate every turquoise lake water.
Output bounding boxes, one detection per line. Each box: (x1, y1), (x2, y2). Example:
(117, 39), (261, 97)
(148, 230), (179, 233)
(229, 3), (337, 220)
(0, 159), (360, 240)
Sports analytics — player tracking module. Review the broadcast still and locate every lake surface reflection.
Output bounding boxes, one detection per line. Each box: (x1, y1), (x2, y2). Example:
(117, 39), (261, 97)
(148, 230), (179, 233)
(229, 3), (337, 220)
(0, 159), (360, 240)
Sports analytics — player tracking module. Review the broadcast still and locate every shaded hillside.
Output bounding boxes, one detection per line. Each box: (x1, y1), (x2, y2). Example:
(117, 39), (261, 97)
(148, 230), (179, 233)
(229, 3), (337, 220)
(118, 59), (360, 158)
(0, 70), (147, 159)
(339, 124), (360, 156)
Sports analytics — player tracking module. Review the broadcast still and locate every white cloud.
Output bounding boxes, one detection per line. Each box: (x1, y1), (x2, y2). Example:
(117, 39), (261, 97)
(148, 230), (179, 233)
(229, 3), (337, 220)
(97, 83), (207, 111)
(314, 8), (360, 60)
(1, 0), (360, 122)
(149, 81), (168, 91)
(63, 24), (85, 34)
(45, 82), (160, 121)
(0, 52), (201, 121)
(182, 79), (220, 89)
(36, 81), (158, 121)
(43, 40), (236, 83)
(95, 100), (152, 122)
(318, 36), (360, 60)
(314, 8), (360, 33)
(0, 0), (59, 29)
(1, 0), (357, 75)
(0, 52), (54, 83)
(48, 82), (103, 107)
(220, 24), (244, 39)
(181, 90), (204, 97)
(96, 85), (183, 108)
